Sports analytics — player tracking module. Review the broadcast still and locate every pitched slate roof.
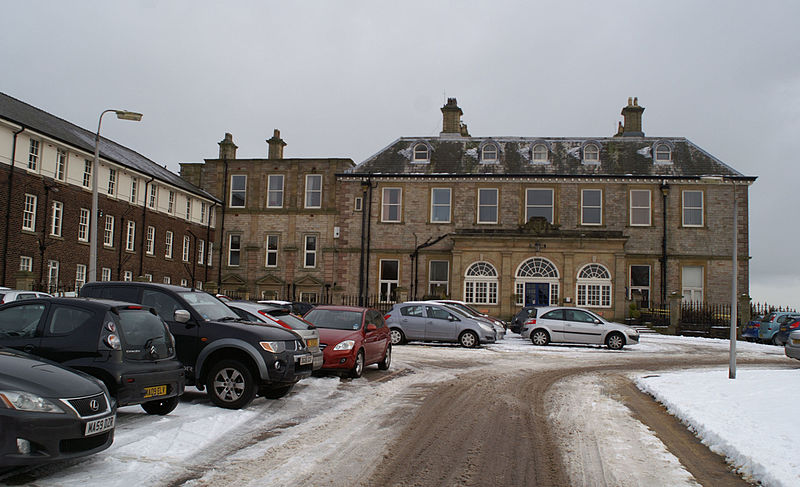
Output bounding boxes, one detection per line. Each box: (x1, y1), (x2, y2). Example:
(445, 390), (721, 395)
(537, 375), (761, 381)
(348, 136), (754, 180)
(0, 92), (220, 202)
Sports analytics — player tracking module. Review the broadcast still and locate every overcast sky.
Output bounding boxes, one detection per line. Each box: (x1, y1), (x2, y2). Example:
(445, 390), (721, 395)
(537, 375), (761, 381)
(3, 1), (799, 306)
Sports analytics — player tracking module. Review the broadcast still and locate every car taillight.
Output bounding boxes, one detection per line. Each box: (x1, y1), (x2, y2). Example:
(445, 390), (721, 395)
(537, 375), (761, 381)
(384, 314), (391, 320)
(525, 318), (536, 325)
(105, 334), (121, 350)
(791, 323), (800, 329)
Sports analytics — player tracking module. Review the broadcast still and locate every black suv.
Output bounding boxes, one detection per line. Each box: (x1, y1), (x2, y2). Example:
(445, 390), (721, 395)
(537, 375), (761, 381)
(0, 298), (185, 415)
(80, 282), (314, 409)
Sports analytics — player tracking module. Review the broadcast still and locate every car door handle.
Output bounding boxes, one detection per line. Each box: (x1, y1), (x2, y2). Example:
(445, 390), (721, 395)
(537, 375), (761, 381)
(23, 345), (35, 353)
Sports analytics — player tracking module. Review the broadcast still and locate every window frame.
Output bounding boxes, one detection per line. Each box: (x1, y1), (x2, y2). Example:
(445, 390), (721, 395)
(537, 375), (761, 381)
(78, 208), (90, 242)
(130, 177), (138, 204)
(463, 261), (499, 305)
(629, 189), (652, 226)
(576, 263), (612, 308)
(55, 148), (67, 181)
(583, 143), (600, 163)
(28, 139), (40, 171)
(430, 187), (451, 223)
(305, 174), (322, 209)
(379, 259), (400, 303)
(123, 270), (133, 282)
(148, 184), (157, 209)
(19, 256), (33, 273)
(682, 190), (704, 227)
(82, 159), (92, 188)
(304, 235), (317, 268)
(185, 197), (192, 220)
(165, 230), (173, 259)
(167, 190), (175, 214)
(198, 239), (205, 265)
(107, 168), (116, 196)
(428, 260), (449, 296)
(228, 234), (241, 267)
(50, 201), (63, 237)
(125, 221), (136, 252)
(47, 260), (59, 294)
(381, 187), (402, 223)
(412, 143), (430, 162)
(146, 226), (155, 255)
(182, 235), (191, 262)
(23, 194), (37, 231)
(75, 264), (86, 292)
(654, 144), (672, 163)
(581, 189), (603, 226)
(481, 144), (498, 163)
(101, 267), (112, 282)
(629, 265), (651, 308)
(103, 215), (114, 247)
(229, 175), (247, 208)
(532, 143), (548, 163)
(354, 196), (363, 212)
(267, 174), (284, 208)
(681, 265), (704, 303)
(525, 188), (554, 223)
(477, 188), (499, 224)
(265, 234), (279, 267)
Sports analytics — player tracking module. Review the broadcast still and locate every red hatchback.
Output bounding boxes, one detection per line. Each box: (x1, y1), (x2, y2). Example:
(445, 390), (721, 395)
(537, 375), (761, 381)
(303, 305), (391, 378)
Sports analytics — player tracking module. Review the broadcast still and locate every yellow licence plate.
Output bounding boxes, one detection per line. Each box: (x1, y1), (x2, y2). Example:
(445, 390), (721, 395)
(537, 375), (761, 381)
(144, 385), (167, 398)
(793, 339), (800, 345)
(306, 338), (319, 348)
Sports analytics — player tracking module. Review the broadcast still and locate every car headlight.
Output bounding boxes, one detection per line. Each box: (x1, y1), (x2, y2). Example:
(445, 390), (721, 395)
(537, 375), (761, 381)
(0, 391), (65, 413)
(259, 341), (286, 353)
(333, 340), (355, 351)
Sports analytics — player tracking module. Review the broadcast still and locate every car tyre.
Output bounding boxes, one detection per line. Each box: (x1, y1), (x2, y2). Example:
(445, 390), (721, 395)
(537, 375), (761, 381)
(350, 350), (365, 378)
(459, 330), (479, 348)
(606, 332), (625, 350)
(207, 359), (257, 409)
(390, 328), (406, 345)
(141, 395), (180, 415)
(531, 329), (550, 346)
(260, 384), (294, 399)
(378, 345), (391, 370)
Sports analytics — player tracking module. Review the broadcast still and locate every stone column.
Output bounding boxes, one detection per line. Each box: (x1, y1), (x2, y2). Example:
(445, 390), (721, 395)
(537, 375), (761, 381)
(668, 292), (682, 335)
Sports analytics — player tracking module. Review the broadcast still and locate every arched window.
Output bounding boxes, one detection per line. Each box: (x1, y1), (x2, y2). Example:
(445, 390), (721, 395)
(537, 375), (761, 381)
(515, 257), (560, 306)
(654, 144), (672, 162)
(532, 143), (548, 162)
(413, 143), (430, 162)
(481, 144), (498, 163)
(583, 144), (600, 163)
(464, 261), (498, 305)
(576, 264), (612, 308)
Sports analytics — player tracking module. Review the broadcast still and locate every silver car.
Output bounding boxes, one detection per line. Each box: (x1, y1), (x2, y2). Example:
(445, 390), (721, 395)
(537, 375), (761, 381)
(520, 306), (639, 350)
(785, 329), (800, 360)
(0, 290), (52, 304)
(226, 300), (324, 370)
(426, 299), (506, 339)
(385, 301), (496, 348)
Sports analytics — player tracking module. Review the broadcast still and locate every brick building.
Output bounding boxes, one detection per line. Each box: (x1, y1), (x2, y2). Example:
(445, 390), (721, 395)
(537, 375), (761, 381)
(182, 97), (754, 321)
(0, 93), (219, 293)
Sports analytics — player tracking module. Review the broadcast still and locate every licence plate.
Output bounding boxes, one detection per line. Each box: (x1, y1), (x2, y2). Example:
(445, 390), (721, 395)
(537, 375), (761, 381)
(793, 339), (800, 345)
(298, 354), (312, 365)
(85, 415), (115, 436)
(143, 385), (167, 398)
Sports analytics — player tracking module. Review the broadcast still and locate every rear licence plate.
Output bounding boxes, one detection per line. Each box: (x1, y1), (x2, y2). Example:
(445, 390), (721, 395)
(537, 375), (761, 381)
(85, 415), (115, 436)
(143, 385), (167, 398)
(298, 354), (312, 365)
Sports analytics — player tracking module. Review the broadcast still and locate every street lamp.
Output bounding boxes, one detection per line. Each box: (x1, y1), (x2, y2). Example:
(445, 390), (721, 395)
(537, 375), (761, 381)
(88, 110), (143, 283)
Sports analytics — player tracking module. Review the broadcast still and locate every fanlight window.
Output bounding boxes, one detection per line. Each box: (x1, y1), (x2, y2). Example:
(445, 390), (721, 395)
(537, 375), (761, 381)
(654, 144), (672, 162)
(517, 258), (559, 278)
(532, 144), (548, 162)
(583, 144), (600, 163)
(481, 144), (498, 163)
(464, 261), (498, 305)
(413, 143), (430, 162)
(576, 263), (612, 308)
(466, 262), (497, 277)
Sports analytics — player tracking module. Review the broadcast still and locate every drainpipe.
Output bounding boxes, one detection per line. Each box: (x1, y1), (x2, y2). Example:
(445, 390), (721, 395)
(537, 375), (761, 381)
(2, 126), (24, 287)
(660, 182), (670, 304)
(138, 176), (155, 277)
(358, 179), (369, 305)
(365, 177), (374, 304)
(217, 156), (229, 294)
(411, 233), (452, 300)
(38, 181), (55, 292)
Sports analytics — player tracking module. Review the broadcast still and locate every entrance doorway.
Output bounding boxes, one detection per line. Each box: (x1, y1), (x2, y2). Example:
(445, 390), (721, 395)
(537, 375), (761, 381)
(524, 283), (550, 306)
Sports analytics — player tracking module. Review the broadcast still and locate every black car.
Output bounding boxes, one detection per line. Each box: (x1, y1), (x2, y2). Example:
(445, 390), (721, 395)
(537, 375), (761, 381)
(510, 306), (539, 334)
(80, 282), (314, 409)
(0, 298), (185, 415)
(0, 348), (115, 466)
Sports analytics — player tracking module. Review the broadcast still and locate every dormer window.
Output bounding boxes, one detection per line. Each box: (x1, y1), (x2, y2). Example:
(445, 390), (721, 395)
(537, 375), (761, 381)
(481, 143), (499, 163)
(654, 143), (672, 162)
(413, 143), (430, 162)
(583, 143), (600, 163)
(532, 143), (548, 162)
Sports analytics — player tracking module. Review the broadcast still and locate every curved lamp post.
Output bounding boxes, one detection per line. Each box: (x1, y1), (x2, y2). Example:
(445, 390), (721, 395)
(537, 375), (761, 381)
(88, 110), (143, 283)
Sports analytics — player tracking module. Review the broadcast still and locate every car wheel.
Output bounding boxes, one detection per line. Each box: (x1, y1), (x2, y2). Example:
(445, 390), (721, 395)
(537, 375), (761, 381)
(378, 345), (391, 370)
(260, 384), (294, 399)
(390, 328), (405, 345)
(350, 350), (365, 378)
(459, 330), (479, 348)
(531, 329), (550, 346)
(772, 334), (782, 346)
(606, 332), (625, 350)
(141, 396), (180, 415)
(206, 360), (257, 409)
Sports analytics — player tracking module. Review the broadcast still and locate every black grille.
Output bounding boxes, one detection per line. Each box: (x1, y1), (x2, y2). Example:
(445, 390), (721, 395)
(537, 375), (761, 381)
(65, 393), (109, 417)
(285, 339), (304, 351)
(60, 432), (111, 453)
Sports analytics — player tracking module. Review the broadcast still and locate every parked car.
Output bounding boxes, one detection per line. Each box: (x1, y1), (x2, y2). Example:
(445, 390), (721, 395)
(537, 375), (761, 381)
(520, 306), (639, 350)
(740, 314), (764, 342)
(226, 300), (324, 370)
(0, 297), (184, 415)
(0, 348), (116, 467)
(785, 329), (800, 360)
(80, 282), (314, 409)
(257, 300), (315, 316)
(425, 299), (506, 339)
(0, 290), (53, 304)
(774, 316), (800, 346)
(510, 306), (539, 334)
(758, 312), (800, 345)
(385, 301), (497, 348)
(303, 305), (391, 378)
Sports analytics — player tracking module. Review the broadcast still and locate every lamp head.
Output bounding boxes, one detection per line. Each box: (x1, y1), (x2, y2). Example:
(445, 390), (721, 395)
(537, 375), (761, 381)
(115, 110), (143, 121)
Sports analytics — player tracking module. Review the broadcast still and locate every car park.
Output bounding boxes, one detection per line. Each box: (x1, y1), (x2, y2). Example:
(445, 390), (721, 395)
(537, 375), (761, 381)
(385, 301), (497, 348)
(0, 348), (116, 467)
(0, 290), (53, 304)
(0, 297), (184, 415)
(304, 305), (391, 378)
(226, 300), (324, 370)
(426, 299), (506, 339)
(520, 306), (639, 350)
(80, 282), (313, 409)
(510, 306), (538, 334)
(785, 330), (800, 360)
(758, 312), (800, 345)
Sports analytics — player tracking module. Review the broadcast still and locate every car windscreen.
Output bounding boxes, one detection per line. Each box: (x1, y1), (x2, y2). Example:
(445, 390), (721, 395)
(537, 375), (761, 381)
(178, 291), (239, 321)
(117, 310), (174, 360)
(304, 309), (363, 330)
(264, 309), (314, 330)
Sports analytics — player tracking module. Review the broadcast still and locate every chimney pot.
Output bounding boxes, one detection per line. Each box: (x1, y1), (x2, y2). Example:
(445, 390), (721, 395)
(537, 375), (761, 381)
(441, 97), (465, 136)
(267, 128), (287, 159)
(218, 132), (238, 159)
(618, 97), (645, 137)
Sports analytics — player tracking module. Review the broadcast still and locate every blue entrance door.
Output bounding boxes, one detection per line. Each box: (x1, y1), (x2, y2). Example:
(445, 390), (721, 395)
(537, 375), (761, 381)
(524, 283), (550, 306)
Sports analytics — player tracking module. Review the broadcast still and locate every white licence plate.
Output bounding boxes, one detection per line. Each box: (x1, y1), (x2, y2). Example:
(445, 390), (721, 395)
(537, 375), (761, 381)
(298, 354), (312, 365)
(85, 415), (115, 436)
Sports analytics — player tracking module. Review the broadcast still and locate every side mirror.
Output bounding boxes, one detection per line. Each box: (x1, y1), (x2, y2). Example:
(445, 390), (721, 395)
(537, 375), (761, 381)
(594, 319), (602, 325)
(174, 309), (191, 323)
(366, 323), (377, 332)
(448, 315), (457, 322)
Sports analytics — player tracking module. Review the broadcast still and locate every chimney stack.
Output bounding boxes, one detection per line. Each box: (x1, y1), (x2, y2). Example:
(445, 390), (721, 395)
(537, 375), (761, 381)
(218, 133), (238, 159)
(267, 129), (286, 159)
(618, 97), (645, 137)
(440, 98), (464, 136)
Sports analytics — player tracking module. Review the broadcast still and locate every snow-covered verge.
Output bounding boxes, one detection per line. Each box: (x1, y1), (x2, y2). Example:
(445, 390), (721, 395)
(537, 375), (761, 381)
(637, 367), (800, 487)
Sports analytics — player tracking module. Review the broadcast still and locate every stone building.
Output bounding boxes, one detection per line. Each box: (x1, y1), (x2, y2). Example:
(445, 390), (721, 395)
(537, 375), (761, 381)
(0, 93), (219, 292)
(184, 98), (754, 320)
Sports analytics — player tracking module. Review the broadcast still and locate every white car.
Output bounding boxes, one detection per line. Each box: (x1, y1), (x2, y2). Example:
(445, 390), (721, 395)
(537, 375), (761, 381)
(520, 306), (639, 350)
(0, 289), (53, 304)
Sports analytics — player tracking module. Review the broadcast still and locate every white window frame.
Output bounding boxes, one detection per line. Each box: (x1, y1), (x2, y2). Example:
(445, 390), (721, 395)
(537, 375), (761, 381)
(267, 174), (284, 208)
(148, 184), (157, 209)
(630, 189), (651, 226)
(532, 143), (548, 163)
(55, 148), (67, 181)
(379, 259), (400, 303)
(428, 260), (449, 296)
(381, 187), (402, 222)
(654, 144), (672, 163)
(130, 177), (138, 204)
(101, 267), (112, 282)
(354, 197), (363, 211)
(180, 279), (188, 287)
(146, 226), (155, 255)
(682, 265), (704, 303)
(430, 188), (451, 223)
(629, 265), (651, 308)
(125, 221), (136, 252)
(228, 234), (241, 267)
(525, 188), (554, 223)
(123, 270), (133, 282)
(208, 242), (213, 267)
(144, 273), (153, 282)
(168, 191), (175, 214)
(304, 235), (317, 268)
(182, 235), (191, 262)
(163, 276), (171, 284)
(50, 201), (63, 237)
(107, 168), (116, 196)
(47, 260), (59, 294)
(463, 261), (498, 305)
(104, 215), (114, 247)
(481, 144), (498, 163)
(581, 189), (602, 226)
(28, 139), (40, 171)
(576, 263), (612, 308)
(230, 175), (247, 208)
(682, 190), (704, 227)
(583, 144), (600, 163)
(75, 264), (86, 292)
(19, 256), (33, 273)
(165, 230), (173, 259)
(198, 239), (205, 265)
(82, 159), (92, 188)
(412, 143), (429, 162)
(265, 234), (279, 267)
(477, 188), (498, 224)
(185, 197), (192, 220)
(78, 208), (90, 242)
(305, 174), (322, 209)
(23, 194), (37, 231)
(200, 202), (207, 224)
